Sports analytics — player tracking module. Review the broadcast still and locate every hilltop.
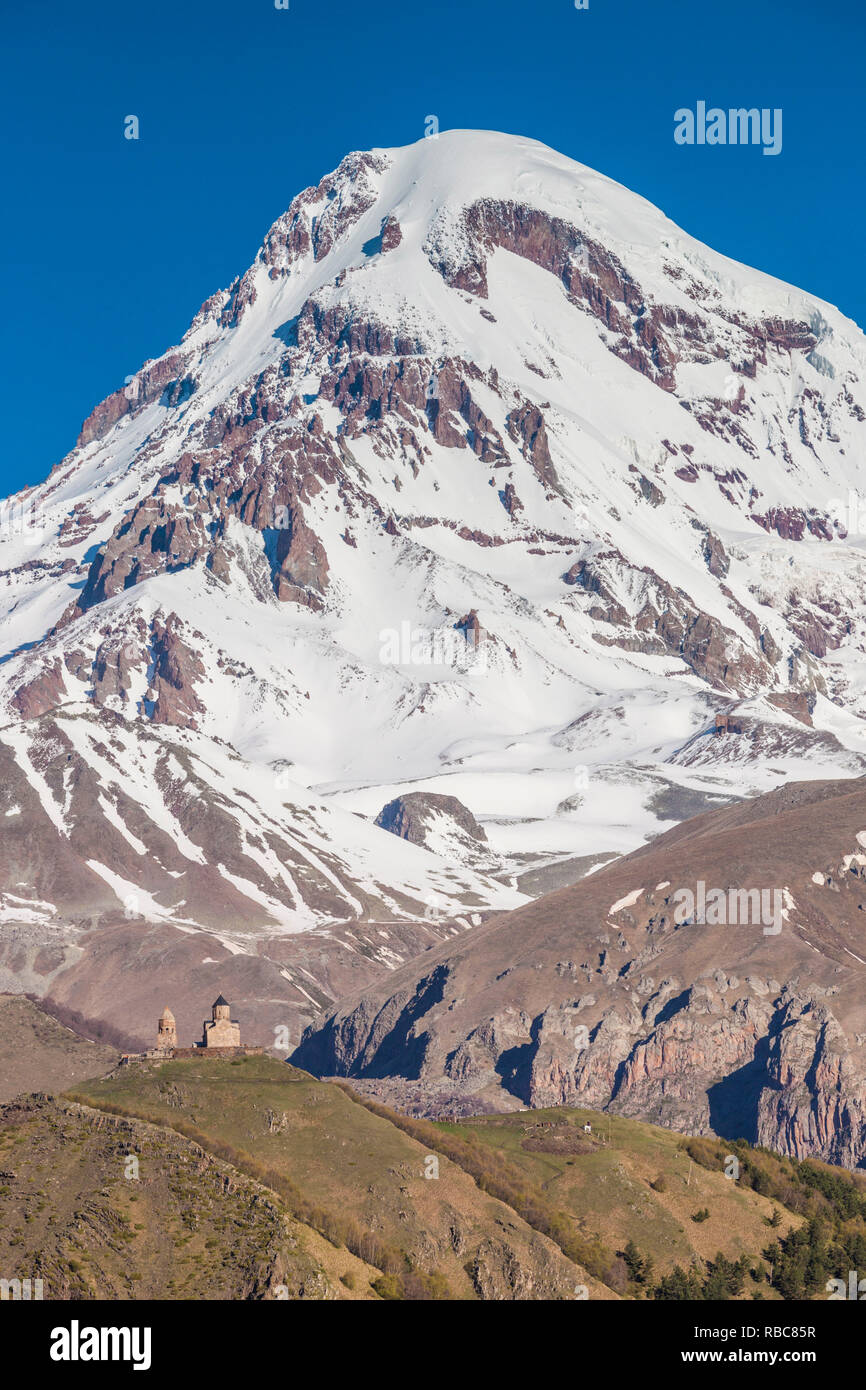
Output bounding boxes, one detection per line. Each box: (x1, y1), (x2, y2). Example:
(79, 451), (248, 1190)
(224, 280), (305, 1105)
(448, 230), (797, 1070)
(66, 1055), (603, 1300)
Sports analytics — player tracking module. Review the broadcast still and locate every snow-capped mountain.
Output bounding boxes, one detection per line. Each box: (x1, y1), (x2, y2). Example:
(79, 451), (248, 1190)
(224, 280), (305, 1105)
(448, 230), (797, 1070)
(1, 130), (865, 1038)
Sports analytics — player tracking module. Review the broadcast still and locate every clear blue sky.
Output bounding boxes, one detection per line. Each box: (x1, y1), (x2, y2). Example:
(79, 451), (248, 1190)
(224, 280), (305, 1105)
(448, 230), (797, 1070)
(2, 0), (863, 498)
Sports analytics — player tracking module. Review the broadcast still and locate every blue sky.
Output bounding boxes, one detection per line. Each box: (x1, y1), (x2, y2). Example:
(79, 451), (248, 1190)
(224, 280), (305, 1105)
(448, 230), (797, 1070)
(2, 0), (863, 498)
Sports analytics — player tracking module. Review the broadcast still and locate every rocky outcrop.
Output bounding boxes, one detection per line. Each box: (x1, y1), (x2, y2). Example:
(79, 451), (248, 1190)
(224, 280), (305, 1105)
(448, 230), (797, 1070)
(767, 691), (817, 727)
(271, 502), (329, 608)
(375, 792), (489, 848)
(295, 776), (866, 1167)
(64, 458), (332, 621)
(506, 402), (557, 489)
(563, 550), (770, 691)
(70, 495), (216, 616)
(148, 616), (206, 728)
(76, 352), (195, 448)
(11, 660), (66, 719)
(425, 199), (685, 390)
(701, 530), (730, 579)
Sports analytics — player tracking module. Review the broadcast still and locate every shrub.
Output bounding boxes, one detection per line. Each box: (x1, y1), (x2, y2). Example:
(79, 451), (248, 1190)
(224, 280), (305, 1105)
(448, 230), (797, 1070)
(371, 1274), (403, 1300)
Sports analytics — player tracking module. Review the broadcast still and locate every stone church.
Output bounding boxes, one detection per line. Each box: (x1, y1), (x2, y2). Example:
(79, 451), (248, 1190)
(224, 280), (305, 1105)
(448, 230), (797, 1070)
(122, 995), (262, 1064)
(198, 994), (241, 1049)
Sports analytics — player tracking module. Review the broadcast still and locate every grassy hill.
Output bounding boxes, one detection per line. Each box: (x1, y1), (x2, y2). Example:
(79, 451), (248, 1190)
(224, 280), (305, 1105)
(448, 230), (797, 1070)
(0, 1092), (379, 1299)
(68, 1055), (606, 1300)
(331, 1090), (866, 1301)
(2, 1051), (865, 1300)
(426, 1107), (798, 1278)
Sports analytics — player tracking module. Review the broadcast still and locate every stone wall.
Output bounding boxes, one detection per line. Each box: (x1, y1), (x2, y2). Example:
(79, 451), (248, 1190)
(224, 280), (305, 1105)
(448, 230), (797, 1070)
(170, 1047), (264, 1060)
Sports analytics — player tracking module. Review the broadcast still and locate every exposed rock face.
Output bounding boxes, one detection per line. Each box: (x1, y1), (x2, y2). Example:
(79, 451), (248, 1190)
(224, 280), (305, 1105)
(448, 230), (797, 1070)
(702, 530), (730, 579)
(149, 616), (206, 727)
(373, 792), (499, 874)
(295, 777), (866, 1168)
(425, 199), (681, 390)
(563, 549), (769, 691)
(505, 403), (557, 488)
(767, 691), (817, 727)
(11, 660), (66, 719)
(375, 792), (488, 846)
(77, 353), (195, 448)
(380, 215), (403, 254)
(272, 502), (329, 607)
(64, 453), (334, 623)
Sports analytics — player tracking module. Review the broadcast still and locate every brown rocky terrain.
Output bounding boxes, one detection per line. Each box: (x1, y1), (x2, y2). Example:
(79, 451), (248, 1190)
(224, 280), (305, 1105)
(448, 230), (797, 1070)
(294, 776), (866, 1167)
(0, 1092), (379, 1299)
(376, 790), (488, 846)
(0, 995), (118, 1104)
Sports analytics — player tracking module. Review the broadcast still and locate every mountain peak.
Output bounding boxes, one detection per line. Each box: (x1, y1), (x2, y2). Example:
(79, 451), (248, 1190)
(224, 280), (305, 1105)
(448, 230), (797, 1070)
(1, 133), (865, 1050)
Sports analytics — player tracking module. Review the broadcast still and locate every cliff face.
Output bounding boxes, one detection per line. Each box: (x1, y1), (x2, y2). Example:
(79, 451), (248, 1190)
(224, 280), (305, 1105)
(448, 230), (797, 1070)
(295, 777), (866, 1167)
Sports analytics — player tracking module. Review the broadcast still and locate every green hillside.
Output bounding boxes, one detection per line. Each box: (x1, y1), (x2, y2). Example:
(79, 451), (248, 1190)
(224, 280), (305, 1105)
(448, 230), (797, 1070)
(68, 1055), (607, 1300)
(2, 1051), (863, 1300)
(0, 1092), (378, 1300)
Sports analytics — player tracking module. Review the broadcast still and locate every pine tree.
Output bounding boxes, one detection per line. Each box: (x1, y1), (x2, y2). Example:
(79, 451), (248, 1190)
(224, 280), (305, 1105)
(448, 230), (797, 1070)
(622, 1239), (646, 1282)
